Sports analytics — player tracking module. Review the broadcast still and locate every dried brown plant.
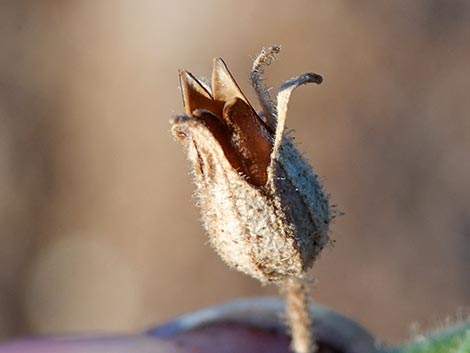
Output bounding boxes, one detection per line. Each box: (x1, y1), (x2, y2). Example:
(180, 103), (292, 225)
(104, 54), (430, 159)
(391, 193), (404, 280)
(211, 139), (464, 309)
(171, 46), (331, 353)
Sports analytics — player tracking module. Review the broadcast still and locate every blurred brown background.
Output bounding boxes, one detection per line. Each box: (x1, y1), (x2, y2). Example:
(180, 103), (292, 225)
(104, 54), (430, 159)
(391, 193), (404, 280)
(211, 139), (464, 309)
(0, 0), (469, 344)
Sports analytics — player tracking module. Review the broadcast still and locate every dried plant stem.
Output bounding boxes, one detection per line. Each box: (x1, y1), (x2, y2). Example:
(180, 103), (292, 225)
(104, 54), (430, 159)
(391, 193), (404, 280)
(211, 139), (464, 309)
(174, 48), (330, 351)
(282, 277), (315, 353)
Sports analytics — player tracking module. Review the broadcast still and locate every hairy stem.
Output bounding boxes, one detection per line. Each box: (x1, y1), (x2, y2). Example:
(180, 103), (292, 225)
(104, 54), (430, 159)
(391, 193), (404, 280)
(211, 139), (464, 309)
(282, 276), (315, 353)
(250, 45), (280, 129)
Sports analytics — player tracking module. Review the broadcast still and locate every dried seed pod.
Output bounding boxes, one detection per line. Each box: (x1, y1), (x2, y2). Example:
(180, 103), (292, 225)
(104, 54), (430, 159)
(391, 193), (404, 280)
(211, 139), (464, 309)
(171, 47), (331, 284)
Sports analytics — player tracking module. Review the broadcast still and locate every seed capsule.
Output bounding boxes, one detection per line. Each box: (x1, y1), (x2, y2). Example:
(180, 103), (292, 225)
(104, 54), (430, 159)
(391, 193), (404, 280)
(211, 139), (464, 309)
(171, 47), (331, 283)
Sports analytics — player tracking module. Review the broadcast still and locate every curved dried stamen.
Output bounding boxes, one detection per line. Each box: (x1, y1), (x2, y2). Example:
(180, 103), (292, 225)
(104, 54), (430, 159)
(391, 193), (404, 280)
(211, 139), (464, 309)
(250, 46), (281, 129)
(272, 73), (323, 161)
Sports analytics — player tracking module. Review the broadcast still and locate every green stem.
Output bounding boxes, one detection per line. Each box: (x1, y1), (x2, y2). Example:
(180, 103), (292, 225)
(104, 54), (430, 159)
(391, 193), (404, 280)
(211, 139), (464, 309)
(382, 322), (470, 353)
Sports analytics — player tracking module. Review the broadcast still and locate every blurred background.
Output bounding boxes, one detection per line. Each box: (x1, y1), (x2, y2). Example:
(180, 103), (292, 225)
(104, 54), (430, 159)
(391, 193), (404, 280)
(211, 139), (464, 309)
(0, 0), (469, 345)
